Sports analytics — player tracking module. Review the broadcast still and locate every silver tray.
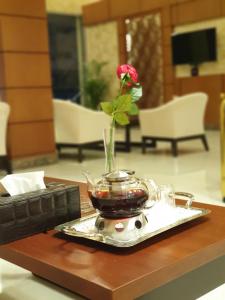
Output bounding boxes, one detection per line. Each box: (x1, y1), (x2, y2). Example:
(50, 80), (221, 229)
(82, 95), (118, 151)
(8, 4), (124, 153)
(55, 204), (211, 247)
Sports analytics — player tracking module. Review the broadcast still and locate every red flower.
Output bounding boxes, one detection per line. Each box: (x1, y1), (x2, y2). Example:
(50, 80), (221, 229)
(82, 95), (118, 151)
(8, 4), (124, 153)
(116, 64), (138, 86)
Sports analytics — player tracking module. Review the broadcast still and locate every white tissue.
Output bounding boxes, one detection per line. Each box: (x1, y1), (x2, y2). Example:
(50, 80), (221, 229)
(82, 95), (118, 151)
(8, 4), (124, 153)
(0, 171), (46, 196)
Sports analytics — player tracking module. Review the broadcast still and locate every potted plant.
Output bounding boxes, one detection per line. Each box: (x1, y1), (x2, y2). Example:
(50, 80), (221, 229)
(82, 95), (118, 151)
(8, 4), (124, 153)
(83, 60), (109, 110)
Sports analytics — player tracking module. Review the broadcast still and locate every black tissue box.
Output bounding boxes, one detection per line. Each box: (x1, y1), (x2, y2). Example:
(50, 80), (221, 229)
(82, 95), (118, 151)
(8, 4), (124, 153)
(0, 182), (81, 244)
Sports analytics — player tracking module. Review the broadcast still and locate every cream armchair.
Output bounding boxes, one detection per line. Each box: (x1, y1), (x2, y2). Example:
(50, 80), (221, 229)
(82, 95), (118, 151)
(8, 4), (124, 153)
(0, 101), (12, 173)
(139, 93), (209, 156)
(53, 99), (110, 162)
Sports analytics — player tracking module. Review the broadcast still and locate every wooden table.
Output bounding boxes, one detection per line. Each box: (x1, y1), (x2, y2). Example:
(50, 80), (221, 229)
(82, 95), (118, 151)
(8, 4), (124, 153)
(1, 178), (225, 300)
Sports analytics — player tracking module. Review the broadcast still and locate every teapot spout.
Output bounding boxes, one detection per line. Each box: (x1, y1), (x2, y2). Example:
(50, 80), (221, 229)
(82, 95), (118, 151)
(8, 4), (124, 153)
(82, 170), (95, 191)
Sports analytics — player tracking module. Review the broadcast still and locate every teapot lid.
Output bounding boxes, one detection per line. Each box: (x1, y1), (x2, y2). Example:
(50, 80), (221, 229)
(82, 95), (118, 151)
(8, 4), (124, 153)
(105, 170), (131, 182)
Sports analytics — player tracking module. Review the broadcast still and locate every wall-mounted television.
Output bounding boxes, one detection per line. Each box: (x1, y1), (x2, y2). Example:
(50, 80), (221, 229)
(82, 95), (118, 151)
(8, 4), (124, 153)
(171, 28), (217, 66)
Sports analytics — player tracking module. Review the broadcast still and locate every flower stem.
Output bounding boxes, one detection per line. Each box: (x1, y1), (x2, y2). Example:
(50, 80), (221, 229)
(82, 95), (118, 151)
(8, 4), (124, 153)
(106, 76), (127, 173)
(107, 119), (115, 172)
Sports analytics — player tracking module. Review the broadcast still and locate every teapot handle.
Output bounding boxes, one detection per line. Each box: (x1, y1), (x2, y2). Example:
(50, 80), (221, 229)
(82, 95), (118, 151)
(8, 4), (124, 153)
(143, 179), (160, 208)
(174, 191), (194, 208)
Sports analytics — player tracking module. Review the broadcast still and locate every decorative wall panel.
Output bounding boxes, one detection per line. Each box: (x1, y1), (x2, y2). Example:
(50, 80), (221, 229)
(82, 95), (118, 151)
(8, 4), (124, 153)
(1, 53), (51, 88)
(82, 1), (109, 24)
(0, 0), (46, 18)
(5, 88), (53, 123)
(171, 0), (221, 26)
(0, 0), (55, 161)
(8, 122), (55, 157)
(176, 75), (223, 128)
(0, 16), (49, 52)
(85, 21), (119, 99)
(46, 0), (98, 15)
(108, 0), (140, 19)
(126, 14), (164, 108)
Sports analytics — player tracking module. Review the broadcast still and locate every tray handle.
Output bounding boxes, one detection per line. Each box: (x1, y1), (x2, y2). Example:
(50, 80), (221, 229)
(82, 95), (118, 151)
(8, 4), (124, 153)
(62, 226), (105, 242)
(174, 192), (194, 208)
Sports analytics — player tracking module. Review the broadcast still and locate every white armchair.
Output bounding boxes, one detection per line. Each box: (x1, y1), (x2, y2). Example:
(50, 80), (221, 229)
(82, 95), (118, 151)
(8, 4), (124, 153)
(139, 93), (209, 156)
(0, 101), (12, 173)
(53, 99), (110, 162)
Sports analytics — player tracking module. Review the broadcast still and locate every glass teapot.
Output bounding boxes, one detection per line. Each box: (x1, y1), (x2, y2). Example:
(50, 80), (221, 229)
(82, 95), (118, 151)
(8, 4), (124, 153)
(83, 169), (159, 219)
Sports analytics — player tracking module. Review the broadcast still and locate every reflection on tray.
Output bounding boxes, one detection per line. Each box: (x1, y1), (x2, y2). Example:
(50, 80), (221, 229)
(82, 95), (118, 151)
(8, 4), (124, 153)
(55, 204), (210, 248)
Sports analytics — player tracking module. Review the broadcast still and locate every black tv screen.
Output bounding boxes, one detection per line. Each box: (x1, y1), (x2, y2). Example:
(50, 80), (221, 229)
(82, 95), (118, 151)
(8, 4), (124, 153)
(172, 28), (217, 65)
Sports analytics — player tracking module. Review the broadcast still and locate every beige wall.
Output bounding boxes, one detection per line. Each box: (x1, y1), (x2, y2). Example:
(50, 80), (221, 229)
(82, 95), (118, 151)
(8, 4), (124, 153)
(174, 17), (225, 77)
(85, 21), (120, 99)
(46, 0), (100, 15)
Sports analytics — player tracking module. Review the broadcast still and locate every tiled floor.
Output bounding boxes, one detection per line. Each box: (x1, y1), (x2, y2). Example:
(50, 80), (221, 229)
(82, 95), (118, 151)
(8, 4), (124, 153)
(0, 129), (224, 299)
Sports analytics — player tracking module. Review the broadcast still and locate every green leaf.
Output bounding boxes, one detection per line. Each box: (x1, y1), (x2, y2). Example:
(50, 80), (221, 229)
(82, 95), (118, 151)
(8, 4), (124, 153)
(114, 112), (130, 125)
(128, 103), (139, 115)
(130, 85), (143, 102)
(100, 102), (113, 116)
(113, 94), (132, 112)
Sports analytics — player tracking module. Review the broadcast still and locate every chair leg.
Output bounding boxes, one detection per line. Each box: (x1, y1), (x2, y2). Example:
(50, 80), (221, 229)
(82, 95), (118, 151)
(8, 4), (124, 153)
(56, 144), (62, 154)
(78, 146), (83, 163)
(151, 139), (157, 148)
(201, 135), (209, 151)
(0, 155), (12, 174)
(4, 156), (12, 174)
(171, 140), (178, 157)
(142, 137), (146, 154)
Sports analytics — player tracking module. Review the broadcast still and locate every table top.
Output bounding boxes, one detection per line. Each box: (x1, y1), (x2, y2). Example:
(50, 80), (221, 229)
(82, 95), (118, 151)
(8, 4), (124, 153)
(1, 177), (225, 300)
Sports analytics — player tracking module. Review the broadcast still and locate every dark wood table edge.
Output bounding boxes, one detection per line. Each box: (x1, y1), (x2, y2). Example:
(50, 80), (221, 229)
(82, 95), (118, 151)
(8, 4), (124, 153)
(0, 237), (114, 300)
(1, 234), (225, 300)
